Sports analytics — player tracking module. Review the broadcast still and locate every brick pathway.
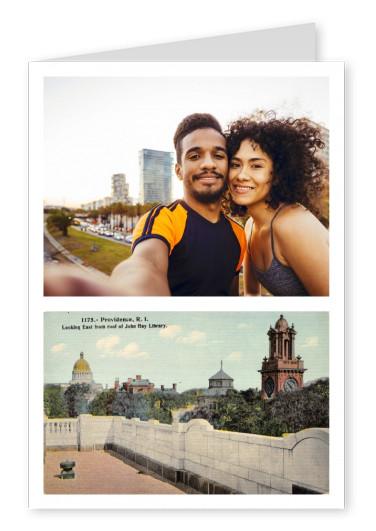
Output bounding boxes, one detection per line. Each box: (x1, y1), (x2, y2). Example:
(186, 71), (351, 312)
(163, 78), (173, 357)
(44, 451), (186, 495)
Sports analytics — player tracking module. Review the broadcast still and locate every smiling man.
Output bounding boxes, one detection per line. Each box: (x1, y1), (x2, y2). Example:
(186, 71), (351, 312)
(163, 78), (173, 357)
(110, 113), (246, 296)
(44, 114), (246, 297)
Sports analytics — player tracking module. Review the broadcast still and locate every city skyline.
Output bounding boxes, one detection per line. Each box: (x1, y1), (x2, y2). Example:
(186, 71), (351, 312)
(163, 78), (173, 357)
(44, 312), (329, 392)
(43, 73), (329, 208)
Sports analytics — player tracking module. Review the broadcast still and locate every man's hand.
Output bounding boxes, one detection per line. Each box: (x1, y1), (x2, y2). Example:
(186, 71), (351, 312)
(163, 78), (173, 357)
(44, 239), (171, 297)
(110, 239), (170, 296)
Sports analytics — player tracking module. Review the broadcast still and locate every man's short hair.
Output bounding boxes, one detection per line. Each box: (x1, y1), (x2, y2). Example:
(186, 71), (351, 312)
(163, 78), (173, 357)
(173, 113), (224, 164)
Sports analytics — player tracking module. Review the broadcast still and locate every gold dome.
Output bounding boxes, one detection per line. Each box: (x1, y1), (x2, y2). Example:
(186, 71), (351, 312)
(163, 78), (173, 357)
(73, 352), (90, 373)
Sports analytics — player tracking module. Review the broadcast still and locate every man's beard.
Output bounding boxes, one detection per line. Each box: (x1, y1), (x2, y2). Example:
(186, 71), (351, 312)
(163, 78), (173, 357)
(189, 174), (227, 205)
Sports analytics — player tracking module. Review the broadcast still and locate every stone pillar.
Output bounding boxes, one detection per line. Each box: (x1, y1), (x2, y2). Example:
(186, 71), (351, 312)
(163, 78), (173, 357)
(78, 414), (94, 451)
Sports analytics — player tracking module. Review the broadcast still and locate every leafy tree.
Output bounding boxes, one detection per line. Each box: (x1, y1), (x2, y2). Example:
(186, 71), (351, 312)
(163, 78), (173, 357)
(180, 405), (219, 424)
(88, 208), (99, 222)
(268, 381), (329, 433)
(44, 385), (66, 418)
(111, 392), (149, 419)
(63, 383), (91, 418)
(90, 391), (115, 416)
(46, 210), (74, 236)
(240, 387), (262, 403)
(179, 381), (329, 437)
(98, 205), (111, 225)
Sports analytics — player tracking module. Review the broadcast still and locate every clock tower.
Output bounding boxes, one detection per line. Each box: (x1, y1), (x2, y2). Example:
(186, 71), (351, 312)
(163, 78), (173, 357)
(259, 315), (306, 400)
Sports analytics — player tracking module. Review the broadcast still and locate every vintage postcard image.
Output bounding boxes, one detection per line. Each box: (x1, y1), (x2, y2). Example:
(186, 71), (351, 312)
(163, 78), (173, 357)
(34, 310), (343, 509)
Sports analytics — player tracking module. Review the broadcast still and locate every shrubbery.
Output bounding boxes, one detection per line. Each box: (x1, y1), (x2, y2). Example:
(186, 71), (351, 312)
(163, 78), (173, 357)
(180, 379), (329, 436)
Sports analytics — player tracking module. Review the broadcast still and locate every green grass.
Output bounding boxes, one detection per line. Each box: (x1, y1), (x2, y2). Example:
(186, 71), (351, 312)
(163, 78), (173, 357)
(49, 227), (272, 295)
(49, 227), (132, 275)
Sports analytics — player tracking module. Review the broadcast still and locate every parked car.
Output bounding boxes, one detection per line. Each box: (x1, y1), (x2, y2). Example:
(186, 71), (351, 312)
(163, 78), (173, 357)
(114, 232), (124, 241)
(124, 234), (133, 244)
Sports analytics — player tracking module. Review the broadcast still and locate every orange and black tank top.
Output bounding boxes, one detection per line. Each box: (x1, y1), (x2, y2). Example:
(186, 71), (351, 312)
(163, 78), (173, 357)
(132, 200), (246, 296)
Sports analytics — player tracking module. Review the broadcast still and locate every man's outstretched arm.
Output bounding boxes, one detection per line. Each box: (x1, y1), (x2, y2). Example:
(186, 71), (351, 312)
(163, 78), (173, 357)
(44, 239), (170, 296)
(110, 238), (171, 296)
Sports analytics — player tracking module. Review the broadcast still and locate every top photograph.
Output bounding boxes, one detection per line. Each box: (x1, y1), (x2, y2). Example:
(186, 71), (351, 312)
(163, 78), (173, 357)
(37, 63), (339, 297)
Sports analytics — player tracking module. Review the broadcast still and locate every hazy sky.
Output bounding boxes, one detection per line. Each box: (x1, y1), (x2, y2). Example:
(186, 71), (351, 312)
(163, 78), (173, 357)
(44, 75), (329, 207)
(44, 311), (329, 392)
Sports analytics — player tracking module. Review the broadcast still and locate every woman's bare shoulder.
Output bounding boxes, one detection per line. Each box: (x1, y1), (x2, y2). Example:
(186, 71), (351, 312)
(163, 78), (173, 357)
(273, 204), (328, 239)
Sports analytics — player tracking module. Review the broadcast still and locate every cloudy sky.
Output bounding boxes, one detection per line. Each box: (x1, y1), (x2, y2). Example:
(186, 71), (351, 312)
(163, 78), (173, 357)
(43, 73), (329, 207)
(44, 311), (329, 392)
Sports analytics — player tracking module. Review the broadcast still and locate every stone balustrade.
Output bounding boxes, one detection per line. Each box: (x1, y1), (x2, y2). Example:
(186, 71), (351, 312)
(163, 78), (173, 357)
(44, 415), (329, 494)
(44, 419), (78, 450)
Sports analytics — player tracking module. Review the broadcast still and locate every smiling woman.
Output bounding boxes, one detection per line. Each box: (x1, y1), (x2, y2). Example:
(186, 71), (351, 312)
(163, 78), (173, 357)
(223, 115), (329, 297)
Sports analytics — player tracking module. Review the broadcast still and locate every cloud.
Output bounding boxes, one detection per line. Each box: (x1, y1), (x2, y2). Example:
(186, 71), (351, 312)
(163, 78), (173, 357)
(96, 335), (120, 353)
(228, 351), (242, 361)
(159, 325), (182, 338)
(301, 337), (319, 348)
(237, 323), (250, 329)
(51, 343), (67, 353)
(176, 331), (206, 344)
(99, 341), (149, 360)
(119, 342), (149, 359)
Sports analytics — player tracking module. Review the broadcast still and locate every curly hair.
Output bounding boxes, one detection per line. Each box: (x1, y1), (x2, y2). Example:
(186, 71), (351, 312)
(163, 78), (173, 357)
(173, 113), (225, 164)
(223, 115), (328, 218)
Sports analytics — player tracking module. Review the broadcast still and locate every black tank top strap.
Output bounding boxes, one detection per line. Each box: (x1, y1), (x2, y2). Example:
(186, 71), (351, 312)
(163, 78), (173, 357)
(250, 219), (255, 237)
(270, 203), (289, 256)
(248, 219), (255, 254)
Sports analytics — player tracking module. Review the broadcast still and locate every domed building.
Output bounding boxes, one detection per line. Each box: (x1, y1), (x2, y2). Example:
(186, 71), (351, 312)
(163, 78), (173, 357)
(198, 361), (236, 406)
(69, 352), (103, 398)
(56, 351), (103, 399)
(71, 351), (94, 385)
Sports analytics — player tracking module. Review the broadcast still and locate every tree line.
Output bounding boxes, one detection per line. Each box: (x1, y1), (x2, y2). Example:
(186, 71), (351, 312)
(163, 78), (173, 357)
(45, 201), (159, 236)
(43, 384), (202, 424)
(180, 379), (329, 436)
(44, 379), (328, 437)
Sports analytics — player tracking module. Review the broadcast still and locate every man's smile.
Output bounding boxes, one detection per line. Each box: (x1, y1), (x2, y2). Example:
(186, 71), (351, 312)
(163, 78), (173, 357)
(194, 172), (224, 183)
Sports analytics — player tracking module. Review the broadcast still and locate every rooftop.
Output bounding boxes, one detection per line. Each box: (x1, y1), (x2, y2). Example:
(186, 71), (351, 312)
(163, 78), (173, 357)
(44, 450), (186, 495)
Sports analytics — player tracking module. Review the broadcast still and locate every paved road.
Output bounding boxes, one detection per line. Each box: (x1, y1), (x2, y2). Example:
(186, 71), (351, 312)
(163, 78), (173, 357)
(72, 225), (132, 246)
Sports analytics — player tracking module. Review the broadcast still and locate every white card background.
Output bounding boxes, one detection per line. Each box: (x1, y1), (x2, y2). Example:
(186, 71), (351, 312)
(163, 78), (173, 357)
(3, 0), (370, 526)
(29, 59), (344, 510)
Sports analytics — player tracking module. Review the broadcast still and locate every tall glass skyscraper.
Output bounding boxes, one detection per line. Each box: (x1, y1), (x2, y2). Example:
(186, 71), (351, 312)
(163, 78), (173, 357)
(138, 149), (174, 204)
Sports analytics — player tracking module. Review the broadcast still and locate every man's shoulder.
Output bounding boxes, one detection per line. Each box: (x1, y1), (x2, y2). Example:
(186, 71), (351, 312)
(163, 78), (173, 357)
(143, 200), (187, 218)
(133, 200), (188, 253)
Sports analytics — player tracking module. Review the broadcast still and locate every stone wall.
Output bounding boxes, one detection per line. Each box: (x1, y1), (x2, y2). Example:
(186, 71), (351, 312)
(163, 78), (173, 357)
(44, 415), (329, 494)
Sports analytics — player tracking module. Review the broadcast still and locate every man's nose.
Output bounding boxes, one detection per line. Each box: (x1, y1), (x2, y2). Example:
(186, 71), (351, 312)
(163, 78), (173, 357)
(200, 153), (216, 169)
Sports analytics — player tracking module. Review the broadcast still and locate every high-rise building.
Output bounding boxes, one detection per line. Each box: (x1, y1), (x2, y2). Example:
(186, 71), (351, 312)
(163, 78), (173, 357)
(111, 173), (130, 203)
(138, 149), (174, 204)
(81, 173), (130, 211)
